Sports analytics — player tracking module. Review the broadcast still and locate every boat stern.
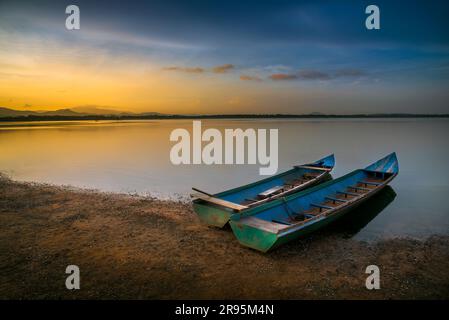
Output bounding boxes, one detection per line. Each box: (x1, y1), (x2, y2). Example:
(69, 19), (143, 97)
(193, 201), (233, 228)
(229, 219), (278, 252)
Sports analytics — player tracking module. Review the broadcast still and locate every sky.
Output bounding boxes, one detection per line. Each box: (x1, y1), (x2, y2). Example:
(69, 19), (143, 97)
(0, 0), (449, 114)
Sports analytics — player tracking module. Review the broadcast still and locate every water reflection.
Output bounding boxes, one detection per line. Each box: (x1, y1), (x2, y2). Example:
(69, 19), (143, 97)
(1, 119), (448, 239)
(329, 186), (397, 238)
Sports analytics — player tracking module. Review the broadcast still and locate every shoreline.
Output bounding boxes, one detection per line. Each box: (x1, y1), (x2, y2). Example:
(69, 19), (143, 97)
(1, 175), (448, 299)
(1, 114), (449, 123)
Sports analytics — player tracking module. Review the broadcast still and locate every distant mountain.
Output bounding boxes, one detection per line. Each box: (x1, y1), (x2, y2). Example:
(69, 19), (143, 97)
(41, 109), (82, 116)
(71, 106), (134, 115)
(0, 107), (37, 117)
(1, 107), (448, 120)
(140, 111), (167, 116)
(0, 106), (159, 117)
(0, 107), (84, 117)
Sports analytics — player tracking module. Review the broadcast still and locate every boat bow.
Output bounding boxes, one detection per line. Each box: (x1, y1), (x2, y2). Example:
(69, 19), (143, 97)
(364, 152), (399, 174)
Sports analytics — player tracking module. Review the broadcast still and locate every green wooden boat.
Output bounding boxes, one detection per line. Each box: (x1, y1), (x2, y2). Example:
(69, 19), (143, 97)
(191, 154), (335, 228)
(229, 153), (398, 252)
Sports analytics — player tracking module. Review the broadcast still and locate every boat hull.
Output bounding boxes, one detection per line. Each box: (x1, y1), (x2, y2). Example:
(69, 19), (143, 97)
(193, 201), (232, 228)
(229, 153), (399, 252)
(230, 183), (388, 252)
(192, 154), (335, 227)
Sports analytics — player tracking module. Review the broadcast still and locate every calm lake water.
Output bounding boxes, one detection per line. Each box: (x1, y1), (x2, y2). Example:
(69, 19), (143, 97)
(1, 119), (448, 241)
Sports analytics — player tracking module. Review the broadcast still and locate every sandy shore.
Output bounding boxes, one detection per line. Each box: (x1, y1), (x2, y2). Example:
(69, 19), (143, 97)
(0, 174), (448, 299)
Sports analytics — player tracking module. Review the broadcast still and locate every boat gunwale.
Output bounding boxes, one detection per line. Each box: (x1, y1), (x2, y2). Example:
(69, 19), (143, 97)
(231, 172), (397, 237)
(233, 158), (397, 220)
(239, 169), (330, 209)
(192, 154), (335, 210)
(234, 169), (366, 218)
(192, 169), (330, 211)
(215, 153), (334, 197)
(276, 172), (397, 235)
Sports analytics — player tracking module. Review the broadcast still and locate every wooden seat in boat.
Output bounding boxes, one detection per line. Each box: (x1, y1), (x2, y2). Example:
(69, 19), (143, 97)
(348, 186), (371, 192)
(325, 196), (348, 203)
(337, 190), (359, 197)
(358, 180), (382, 186)
(241, 216), (289, 233)
(258, 185), (284, 198)
(310, 203), (333, 212)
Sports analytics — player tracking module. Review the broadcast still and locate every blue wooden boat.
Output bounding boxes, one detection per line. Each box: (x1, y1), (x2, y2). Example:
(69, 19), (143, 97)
(229, 153), (398, 252)
(192, 154), (335, 227)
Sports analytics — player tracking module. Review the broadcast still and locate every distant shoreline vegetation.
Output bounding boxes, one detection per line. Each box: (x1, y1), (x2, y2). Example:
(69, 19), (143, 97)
(0, 113), (449, 122)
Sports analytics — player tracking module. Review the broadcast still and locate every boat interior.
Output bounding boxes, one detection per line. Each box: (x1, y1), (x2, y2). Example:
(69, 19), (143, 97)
(220, 166), (328, 206)
(193, 154), (335, 211)
(238, 169), (395, 233)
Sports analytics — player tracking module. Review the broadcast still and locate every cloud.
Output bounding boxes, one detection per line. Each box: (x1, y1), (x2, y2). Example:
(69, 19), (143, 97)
(163, 64), (236, 74)
(298, 70), (331, 80)
(298, 69), (366, 80)
(268, 68), (367, 82)
(334, 69), (366, 77)
(264, 65), (292, 73)
(240, 74), (262, 81)
(162, 66), (204, 73)
(269, 73), (298, 80)
(212, 64), (234, 73)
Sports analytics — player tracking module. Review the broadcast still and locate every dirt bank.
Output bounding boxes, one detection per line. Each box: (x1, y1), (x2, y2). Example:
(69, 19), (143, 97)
(0, 175), (448, 299)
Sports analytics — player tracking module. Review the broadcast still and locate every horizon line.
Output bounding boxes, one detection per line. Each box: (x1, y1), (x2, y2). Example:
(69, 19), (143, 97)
(1, 113), (449, 122)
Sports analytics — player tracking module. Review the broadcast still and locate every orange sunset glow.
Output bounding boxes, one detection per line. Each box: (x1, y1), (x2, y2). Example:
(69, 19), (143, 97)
(1, 0), (449, 115)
